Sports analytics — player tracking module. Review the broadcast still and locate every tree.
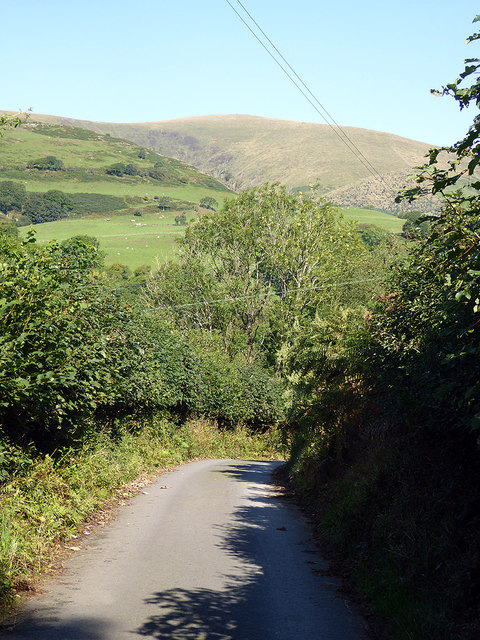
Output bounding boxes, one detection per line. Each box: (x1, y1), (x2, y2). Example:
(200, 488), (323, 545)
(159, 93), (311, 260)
(157, 196), (174, 210)
(105, 162), (127, 176)
(43, 189), (74, 212)
(174, 213), (187, 225)
(27, 155), (64, 171)
(23, 194), (66, 224)
(124, 163), (139, 176)
(145, 184), (366, 362)
(399, 16), (480, 203)
(199, 196), (218, 211)
(375, 15), (480, 434)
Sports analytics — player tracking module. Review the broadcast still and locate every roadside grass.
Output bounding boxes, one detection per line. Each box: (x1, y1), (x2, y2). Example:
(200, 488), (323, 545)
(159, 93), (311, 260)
(0, 418), (283, 618)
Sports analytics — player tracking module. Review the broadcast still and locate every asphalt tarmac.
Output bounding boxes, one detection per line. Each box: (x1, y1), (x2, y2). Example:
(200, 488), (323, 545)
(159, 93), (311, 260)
(1, 459), (368, 639)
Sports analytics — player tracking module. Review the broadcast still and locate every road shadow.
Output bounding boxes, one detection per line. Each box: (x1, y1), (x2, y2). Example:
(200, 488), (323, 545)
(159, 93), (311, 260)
(212, 460), (284, 485)
(134, 580), (261, 640)
(133, 461), (358, 640)
(0, 614), (111, 639)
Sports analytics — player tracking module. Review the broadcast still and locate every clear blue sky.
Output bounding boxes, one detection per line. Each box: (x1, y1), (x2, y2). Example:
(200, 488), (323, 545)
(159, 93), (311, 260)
(2, 1), (479, 145)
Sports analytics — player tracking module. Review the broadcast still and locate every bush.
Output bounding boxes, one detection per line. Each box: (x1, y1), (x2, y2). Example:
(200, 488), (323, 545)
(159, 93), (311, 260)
(105, 163), (127, 176)
(0, 234), (203, 451)
(0, 222), (18, 237)
(189, 334), (284, 430)
(23, 194), (68, 224)
(27, 155), (63, 171)
(0, 181), (26, 214)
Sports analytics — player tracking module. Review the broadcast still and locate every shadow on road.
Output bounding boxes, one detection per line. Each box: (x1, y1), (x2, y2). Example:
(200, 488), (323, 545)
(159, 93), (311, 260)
(213, 460), (284, 485)
(135, 462), (284, 639)
(133, 461), (354, 640)
(0, 615), (111, 639)
(135, 581), (260, 640)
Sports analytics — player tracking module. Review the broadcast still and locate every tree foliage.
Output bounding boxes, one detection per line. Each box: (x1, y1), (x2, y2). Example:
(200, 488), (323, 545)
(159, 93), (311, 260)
(23, 192), (71, 224)
(199, 196), (218, 210)
(0, 111), (28, 137)
(146, 184), (368, 364)
(0, 235), (198, 451)
(384, 17), (480, 434)
(0, 181), (26, 214)
(284, 22), (480, 639)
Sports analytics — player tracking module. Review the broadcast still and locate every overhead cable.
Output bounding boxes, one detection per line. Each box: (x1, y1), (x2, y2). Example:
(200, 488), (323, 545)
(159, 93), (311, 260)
(225, 0), (388, 185)
(147, 277), (383, 311)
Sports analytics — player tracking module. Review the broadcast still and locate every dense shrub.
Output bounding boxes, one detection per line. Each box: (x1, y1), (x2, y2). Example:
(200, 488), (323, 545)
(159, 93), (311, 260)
(0, 181), (26, 214)
(23, 194), (68, 224)
(0, 222), (18, 237)
(191, 336), (284, 429)
(27, 155), (63, 171)
(0, 235), (197, 451)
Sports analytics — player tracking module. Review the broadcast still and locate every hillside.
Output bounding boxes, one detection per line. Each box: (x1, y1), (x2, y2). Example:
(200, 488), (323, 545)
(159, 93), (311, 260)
(0, 121), (232, 212)
(12, 112), (436, 211)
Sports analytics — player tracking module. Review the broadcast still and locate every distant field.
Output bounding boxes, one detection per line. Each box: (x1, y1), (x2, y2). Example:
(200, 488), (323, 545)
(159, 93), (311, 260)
(340, 207), (404, 233)
(18, 211), (192, 268)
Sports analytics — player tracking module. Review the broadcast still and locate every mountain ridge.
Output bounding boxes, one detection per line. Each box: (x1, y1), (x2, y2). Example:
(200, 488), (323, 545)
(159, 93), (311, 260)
(2, 111), (436, 210)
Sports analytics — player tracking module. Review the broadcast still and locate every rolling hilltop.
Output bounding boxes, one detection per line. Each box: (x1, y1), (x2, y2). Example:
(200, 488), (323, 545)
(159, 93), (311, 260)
(15, 112), (438, 212)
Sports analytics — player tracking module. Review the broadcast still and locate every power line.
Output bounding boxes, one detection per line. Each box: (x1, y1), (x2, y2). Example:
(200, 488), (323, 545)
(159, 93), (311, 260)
(225, 0), (387, 185)
(147, 277), (383, 311)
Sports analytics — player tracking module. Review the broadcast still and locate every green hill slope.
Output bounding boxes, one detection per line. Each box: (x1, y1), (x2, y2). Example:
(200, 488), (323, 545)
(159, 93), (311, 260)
(0, 121), (232, 211)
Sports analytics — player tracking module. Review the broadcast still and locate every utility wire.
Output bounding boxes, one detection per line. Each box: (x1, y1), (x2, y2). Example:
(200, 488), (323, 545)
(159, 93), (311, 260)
(147, 277), (382, 311)
(225, 0), (388, 185)
(232, 0), (384, 181)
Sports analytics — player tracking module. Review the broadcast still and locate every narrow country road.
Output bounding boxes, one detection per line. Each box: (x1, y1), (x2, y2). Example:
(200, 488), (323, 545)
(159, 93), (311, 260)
(1, 460), (368, 639)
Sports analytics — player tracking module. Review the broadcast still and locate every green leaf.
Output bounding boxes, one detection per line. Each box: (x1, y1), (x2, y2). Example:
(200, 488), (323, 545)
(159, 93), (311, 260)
(471, 413), (480, 431)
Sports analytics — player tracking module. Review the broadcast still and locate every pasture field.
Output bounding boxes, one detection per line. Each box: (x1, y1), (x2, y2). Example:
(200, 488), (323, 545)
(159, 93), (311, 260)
(18, 211), (192, 268)
(0, 124), (232, 215)
(18, 205), (403, 270)
(340, 207), (404, 233)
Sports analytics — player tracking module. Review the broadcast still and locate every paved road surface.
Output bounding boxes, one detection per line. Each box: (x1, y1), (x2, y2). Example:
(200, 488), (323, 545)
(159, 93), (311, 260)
(1, 459), (367, 639)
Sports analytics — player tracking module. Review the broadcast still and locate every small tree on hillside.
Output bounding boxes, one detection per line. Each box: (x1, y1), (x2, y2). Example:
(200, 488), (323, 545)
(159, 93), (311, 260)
(199, 196), (218, 211)
(106, 163), (127, 176)
(27, 155), (64, 171)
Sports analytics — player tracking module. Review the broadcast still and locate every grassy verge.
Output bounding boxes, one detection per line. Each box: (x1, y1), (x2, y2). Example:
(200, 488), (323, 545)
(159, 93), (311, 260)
(0, 418), (284, 618)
